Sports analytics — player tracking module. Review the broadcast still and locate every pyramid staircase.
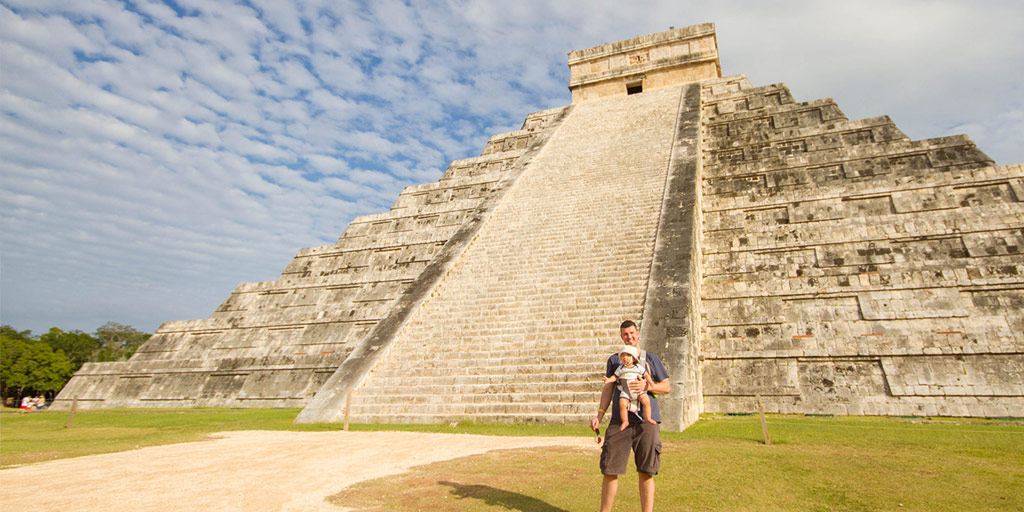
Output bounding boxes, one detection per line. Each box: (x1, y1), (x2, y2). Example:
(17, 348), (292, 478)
(300, 86), (689, 424)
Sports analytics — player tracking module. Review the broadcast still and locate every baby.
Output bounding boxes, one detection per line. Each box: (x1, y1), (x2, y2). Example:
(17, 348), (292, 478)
(603, 345), (657, 431)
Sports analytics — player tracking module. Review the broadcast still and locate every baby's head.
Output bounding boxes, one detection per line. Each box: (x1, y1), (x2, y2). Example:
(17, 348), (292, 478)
(618, 345), (640, 366)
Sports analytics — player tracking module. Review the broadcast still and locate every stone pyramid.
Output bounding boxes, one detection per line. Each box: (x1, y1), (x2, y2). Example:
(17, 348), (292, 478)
(54, 24), (1023, 430)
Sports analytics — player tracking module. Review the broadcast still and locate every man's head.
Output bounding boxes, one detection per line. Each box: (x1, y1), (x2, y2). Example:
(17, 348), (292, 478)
(619, 320), (639, 347)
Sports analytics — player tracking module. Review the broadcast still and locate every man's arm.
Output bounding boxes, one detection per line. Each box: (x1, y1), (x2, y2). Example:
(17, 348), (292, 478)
(642, 377), (670, 395)
(631, 352), (670, 395)
(590, 380), (615, 431)
(628, 375), (669, 395)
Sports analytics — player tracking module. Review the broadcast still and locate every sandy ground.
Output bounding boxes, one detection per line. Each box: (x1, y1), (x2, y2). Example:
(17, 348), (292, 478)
(0, 430), (594, 512)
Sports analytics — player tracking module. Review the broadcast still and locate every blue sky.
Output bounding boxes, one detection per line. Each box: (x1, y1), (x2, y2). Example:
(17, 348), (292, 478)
(2, 0), (1022, 335)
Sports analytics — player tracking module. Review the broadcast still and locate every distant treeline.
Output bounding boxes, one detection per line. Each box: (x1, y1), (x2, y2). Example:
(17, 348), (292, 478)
(0, 322), (152, 405)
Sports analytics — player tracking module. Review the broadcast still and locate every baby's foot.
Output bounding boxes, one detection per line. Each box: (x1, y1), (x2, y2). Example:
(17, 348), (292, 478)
(645, 417), (658, 425)
(619, 419), (629, 432)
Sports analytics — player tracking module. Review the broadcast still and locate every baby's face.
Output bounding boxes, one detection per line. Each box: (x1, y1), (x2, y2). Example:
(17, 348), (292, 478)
(620, 353), (634, 366)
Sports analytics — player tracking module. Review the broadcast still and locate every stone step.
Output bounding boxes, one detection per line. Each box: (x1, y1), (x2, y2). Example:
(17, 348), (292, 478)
(707, 201), (1021, 244)
(704, 97), (845, 127)
(704, 134), (988, 181)
(368, 361), (606, 378)
(334, 225), (460, 250)
(700, 75), (755, 95)
(376, 341), (618, 356)
(223, 275), (420, 301)
(704, 140), (989, 186)
(375, 354), (611, 372)
(348, 401), (597, 416)
(482, 129), (539, 155)
(703, 157), (994, 207)
(411, 292), (641, 308)
(366, 370), (602, 388)
(704, 208), (1022, 255)
(392, 326), (636, 342)
(398, 173), (503, 194)
(352, 387), (598, 403)
(704, 117), (908, 166)
(703, 245), (1024, 280)
(345, 412), (592, 425)
(702, 264), (1024, 302)
(702, 149), (993, 214)
(377, 339), (621, 353)
(703, 81), (794, 107)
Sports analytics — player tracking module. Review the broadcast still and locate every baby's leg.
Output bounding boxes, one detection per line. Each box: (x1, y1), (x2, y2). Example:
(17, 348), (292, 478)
(639, 394), (657, 424)
(618, 397), (631, 431)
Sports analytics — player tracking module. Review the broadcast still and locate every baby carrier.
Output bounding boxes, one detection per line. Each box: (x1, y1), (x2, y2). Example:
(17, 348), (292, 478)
(618, 348), (648, 413)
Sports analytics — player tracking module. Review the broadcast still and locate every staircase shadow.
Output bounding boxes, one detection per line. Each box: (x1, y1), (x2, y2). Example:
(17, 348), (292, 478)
(438, 480), (568, 512)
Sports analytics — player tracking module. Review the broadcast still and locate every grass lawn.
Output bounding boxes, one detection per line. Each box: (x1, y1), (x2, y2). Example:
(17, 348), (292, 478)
(333, 414), (1024, 511)
(0, 407), (578, 467)
(2, 408), (1022, 511)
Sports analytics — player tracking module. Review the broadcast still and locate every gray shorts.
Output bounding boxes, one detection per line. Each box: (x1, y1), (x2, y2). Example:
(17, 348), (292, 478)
(599, 421), (662, 475)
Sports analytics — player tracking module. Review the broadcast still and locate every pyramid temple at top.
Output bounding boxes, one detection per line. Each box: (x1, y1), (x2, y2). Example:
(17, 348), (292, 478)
(54, 23), (1023, 430)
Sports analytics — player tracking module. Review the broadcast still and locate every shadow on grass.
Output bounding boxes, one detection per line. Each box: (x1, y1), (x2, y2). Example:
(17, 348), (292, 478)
(439, 480), (568, 511)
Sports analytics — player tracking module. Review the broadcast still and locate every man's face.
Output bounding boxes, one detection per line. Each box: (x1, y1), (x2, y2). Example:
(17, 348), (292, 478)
(620, 325), (640, 347)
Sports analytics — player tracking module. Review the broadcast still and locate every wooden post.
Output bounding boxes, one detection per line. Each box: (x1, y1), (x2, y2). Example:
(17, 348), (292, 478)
(343, 389), (353, 431)
(756, 394), (771, 445)
(65, 397), (78, 429)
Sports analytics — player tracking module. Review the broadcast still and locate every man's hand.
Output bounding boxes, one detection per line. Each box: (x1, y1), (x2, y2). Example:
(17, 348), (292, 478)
(628, 377), (648, 394)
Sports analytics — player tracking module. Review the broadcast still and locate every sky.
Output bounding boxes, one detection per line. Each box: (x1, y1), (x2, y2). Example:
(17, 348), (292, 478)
(2, 0), (1022, 336)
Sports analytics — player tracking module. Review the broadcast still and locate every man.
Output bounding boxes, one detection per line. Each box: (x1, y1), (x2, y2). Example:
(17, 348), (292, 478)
(590, 320), (670, 512)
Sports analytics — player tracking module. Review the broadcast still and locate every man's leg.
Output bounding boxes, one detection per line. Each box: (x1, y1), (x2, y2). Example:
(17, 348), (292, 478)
(633, 422), (661, 512)
(600, 474), (618, 512)
(639, 472), (655, 512)
(599, 423), (631, 512)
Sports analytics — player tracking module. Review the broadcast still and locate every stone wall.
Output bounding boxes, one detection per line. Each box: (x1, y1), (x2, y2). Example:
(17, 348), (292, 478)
(698, 75), (1024, 417)
(639, 82), (705, 430)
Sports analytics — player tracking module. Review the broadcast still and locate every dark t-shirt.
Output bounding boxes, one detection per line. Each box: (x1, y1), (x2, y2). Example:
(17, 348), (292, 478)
(605, 350), (669, 424)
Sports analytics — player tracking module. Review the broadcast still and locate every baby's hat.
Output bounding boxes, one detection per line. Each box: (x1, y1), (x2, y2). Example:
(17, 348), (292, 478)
(618, 345), (640, 361)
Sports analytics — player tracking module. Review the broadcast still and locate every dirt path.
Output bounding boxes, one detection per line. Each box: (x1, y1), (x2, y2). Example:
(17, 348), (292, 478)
(0, 430), (594, 512)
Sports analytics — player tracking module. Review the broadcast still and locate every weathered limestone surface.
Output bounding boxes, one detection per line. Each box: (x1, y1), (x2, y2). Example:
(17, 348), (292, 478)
(698, 75), (1023, 418)
(55, 23), (1023, 426)
(640, 83), (705, 430)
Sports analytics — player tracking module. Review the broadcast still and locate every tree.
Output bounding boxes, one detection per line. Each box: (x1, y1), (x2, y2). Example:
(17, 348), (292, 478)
(1, 325), (32, 340)
(94, 322), (151, 361)
(1, 322), (152, 404)
(0, 334), (28, 399)
(38, 327), (101, 370)
(1, 334), (74, 401)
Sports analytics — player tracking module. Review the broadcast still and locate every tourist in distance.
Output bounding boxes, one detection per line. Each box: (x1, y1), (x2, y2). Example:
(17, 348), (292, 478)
(590, 320), (670, 512)
(603, 345), (658, 431)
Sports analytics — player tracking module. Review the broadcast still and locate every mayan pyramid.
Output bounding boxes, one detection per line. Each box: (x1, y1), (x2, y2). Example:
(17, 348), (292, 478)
(54, 24), (1023, 431)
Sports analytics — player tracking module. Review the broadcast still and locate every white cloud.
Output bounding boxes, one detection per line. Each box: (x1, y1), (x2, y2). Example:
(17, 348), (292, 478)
(1, 0), (1021, 335)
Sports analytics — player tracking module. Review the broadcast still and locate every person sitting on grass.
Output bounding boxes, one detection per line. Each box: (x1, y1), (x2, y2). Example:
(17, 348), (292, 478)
(603, 345), (657, 431)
